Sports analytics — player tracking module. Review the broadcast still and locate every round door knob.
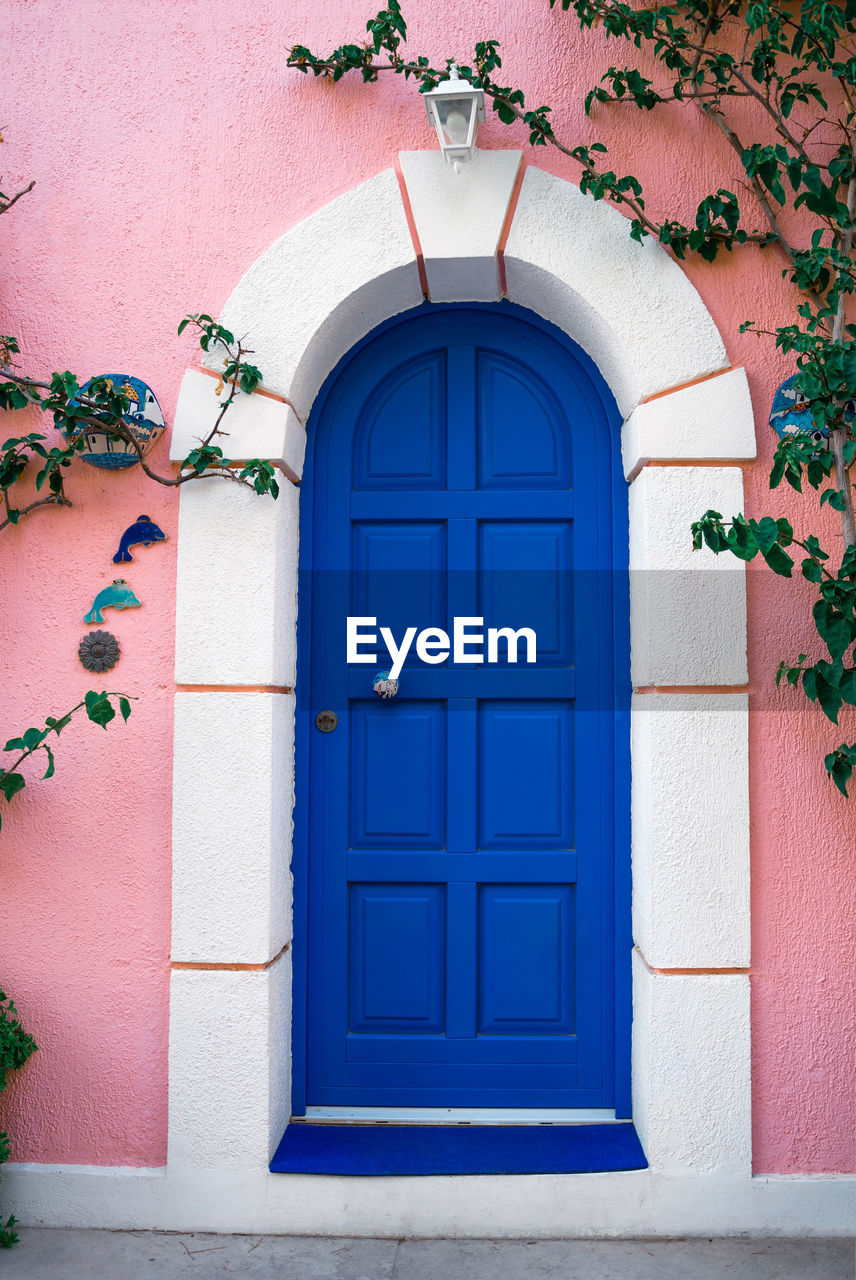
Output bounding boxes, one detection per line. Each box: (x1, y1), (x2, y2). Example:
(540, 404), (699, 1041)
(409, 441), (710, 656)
(315, 710), (338, 733)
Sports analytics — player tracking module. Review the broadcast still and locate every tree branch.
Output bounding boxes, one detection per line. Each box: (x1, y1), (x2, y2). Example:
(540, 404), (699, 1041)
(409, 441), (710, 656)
(829, 137), (856, 550)
(699, 101), (824, 309)
(0, 493), (71, 533)
(0, 179), (34, 216)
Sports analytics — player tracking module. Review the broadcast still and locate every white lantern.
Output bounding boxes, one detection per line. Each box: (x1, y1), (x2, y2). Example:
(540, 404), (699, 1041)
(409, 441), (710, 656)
(423, 65), (485, 172)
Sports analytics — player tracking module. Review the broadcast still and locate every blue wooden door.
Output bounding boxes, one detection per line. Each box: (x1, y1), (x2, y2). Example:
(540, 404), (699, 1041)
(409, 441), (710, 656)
(297, 304), (623, 1109)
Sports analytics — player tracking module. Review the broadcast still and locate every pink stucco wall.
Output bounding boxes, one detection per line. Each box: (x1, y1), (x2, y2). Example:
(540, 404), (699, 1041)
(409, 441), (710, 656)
(0, 1), (853, 1173)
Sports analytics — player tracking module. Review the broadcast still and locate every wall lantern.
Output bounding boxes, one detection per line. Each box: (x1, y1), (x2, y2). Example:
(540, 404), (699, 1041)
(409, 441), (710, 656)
(423, 65), (485, 173)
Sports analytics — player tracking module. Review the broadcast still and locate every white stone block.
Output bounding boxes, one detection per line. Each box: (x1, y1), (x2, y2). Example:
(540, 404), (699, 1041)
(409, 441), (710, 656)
(171, 692), (294, 964)
(218, 170), (423, 418)
(169, 369), (306, 477)
(504, 168), (729, 417)
(629, 466), (747, 685)
(175, 476), (298, 687)
(399, 149), (522, 302)
(632, 952), (751, 1175)
(632, 693), (749, 968)
(168, 954), (291, 1170)
(622, 368), (757, 478)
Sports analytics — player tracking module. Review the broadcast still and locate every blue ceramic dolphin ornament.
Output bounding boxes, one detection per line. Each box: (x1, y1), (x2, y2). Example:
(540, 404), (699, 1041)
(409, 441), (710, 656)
(84, 579), (141, 625)
(113, 514), (167, 564)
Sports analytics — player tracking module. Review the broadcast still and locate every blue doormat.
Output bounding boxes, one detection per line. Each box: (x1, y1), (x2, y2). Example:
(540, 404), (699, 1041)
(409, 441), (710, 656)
(270, 1123), (648, 1175)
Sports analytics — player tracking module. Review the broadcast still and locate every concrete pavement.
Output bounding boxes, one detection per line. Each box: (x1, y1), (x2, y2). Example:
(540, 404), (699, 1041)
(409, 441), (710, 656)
(1, 1231), (852, 1278)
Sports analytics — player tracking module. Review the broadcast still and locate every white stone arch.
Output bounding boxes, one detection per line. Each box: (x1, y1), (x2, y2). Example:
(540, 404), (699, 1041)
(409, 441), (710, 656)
(165, 159), (757, 1221)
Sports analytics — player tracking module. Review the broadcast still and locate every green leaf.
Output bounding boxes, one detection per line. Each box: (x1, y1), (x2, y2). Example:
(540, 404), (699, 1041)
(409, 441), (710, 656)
(820, 487), (847, 511)
(825, 743), (856, 797)
(726, 517), (758, 560)
(839, 668), (856, 705)
(85, 692), (115, 729)
(826, 757), (850, 796)
(0, 772), (26, 803)
(41, 744), (55, 780)
(761, 542), (794, 577)
(804, 534), (829, 562)
(813, 600), (854, 659)
(815, 668), (843, 724)
(775, 517), (793, 545)
(752, 516), (780, 553)
(3, 738), (24, 752)
(118, 697), (132, 723)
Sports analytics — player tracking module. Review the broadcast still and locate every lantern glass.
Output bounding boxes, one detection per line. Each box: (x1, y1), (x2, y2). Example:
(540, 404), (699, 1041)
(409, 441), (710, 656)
(424, 66), (485, 171)
(435, 97), (475, 148)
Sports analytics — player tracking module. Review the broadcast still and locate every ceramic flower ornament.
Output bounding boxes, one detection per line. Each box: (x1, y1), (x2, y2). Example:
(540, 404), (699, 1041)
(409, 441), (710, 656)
(78, 630), (120, 673)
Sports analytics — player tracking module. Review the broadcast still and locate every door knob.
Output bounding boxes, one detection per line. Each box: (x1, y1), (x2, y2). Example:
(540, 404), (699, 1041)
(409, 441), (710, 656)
(373, 670), (399, 699)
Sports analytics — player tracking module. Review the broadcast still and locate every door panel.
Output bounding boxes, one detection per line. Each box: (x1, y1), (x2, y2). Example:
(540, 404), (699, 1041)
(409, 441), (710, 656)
(349, 884), (446, 1033)
(479, 520), (573, 666)
(476, 349), (572, 488)
(478, 885), (575, 1034)
(479, 701), (573, 848)
(353, 351), (447, 489)
(301, 306), (619, 1109)
(351, 522), (446, 665)
(349, 702), (446, 848)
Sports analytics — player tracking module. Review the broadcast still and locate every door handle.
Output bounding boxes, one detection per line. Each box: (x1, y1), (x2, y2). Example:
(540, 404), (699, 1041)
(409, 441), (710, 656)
(373, 670), (399, 699)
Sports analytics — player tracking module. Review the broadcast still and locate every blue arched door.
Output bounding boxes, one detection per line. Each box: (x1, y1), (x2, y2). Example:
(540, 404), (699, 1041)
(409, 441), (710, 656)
(294, 303), (628, 1111)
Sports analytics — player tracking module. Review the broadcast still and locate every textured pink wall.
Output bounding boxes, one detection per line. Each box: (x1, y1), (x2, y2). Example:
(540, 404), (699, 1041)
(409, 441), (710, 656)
(0, 1), (852, 1172)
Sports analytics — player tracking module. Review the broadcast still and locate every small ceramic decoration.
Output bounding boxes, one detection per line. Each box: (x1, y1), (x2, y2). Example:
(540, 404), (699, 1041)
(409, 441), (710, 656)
(113, 514), (167, 564)
(373, 670), (399, 699)
(84, 579), (141, 625)
(67, 375), (165, 470)
(78, 630), (120, 673)
(768, 374), (855, 447)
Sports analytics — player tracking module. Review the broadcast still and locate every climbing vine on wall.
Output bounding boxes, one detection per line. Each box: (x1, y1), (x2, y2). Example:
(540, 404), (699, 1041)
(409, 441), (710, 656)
(0, 693), (136, 834)
(0, 138), (302, 829)
(0, 314), (282, 534)
(289, 0), (856, 794)
(0, 991), (37, 1248)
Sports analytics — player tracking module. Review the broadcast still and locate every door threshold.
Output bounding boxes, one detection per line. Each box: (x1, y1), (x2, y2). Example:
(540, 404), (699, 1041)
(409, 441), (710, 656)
(271, 1120), (648, 1174)
(297, 1106), (622, 1126)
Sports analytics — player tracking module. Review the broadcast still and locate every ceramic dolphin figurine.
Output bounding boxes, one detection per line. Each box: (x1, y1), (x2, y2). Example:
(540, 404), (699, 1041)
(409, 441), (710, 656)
(84, 579), (141, 625)
(113, 514), (167, 564)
